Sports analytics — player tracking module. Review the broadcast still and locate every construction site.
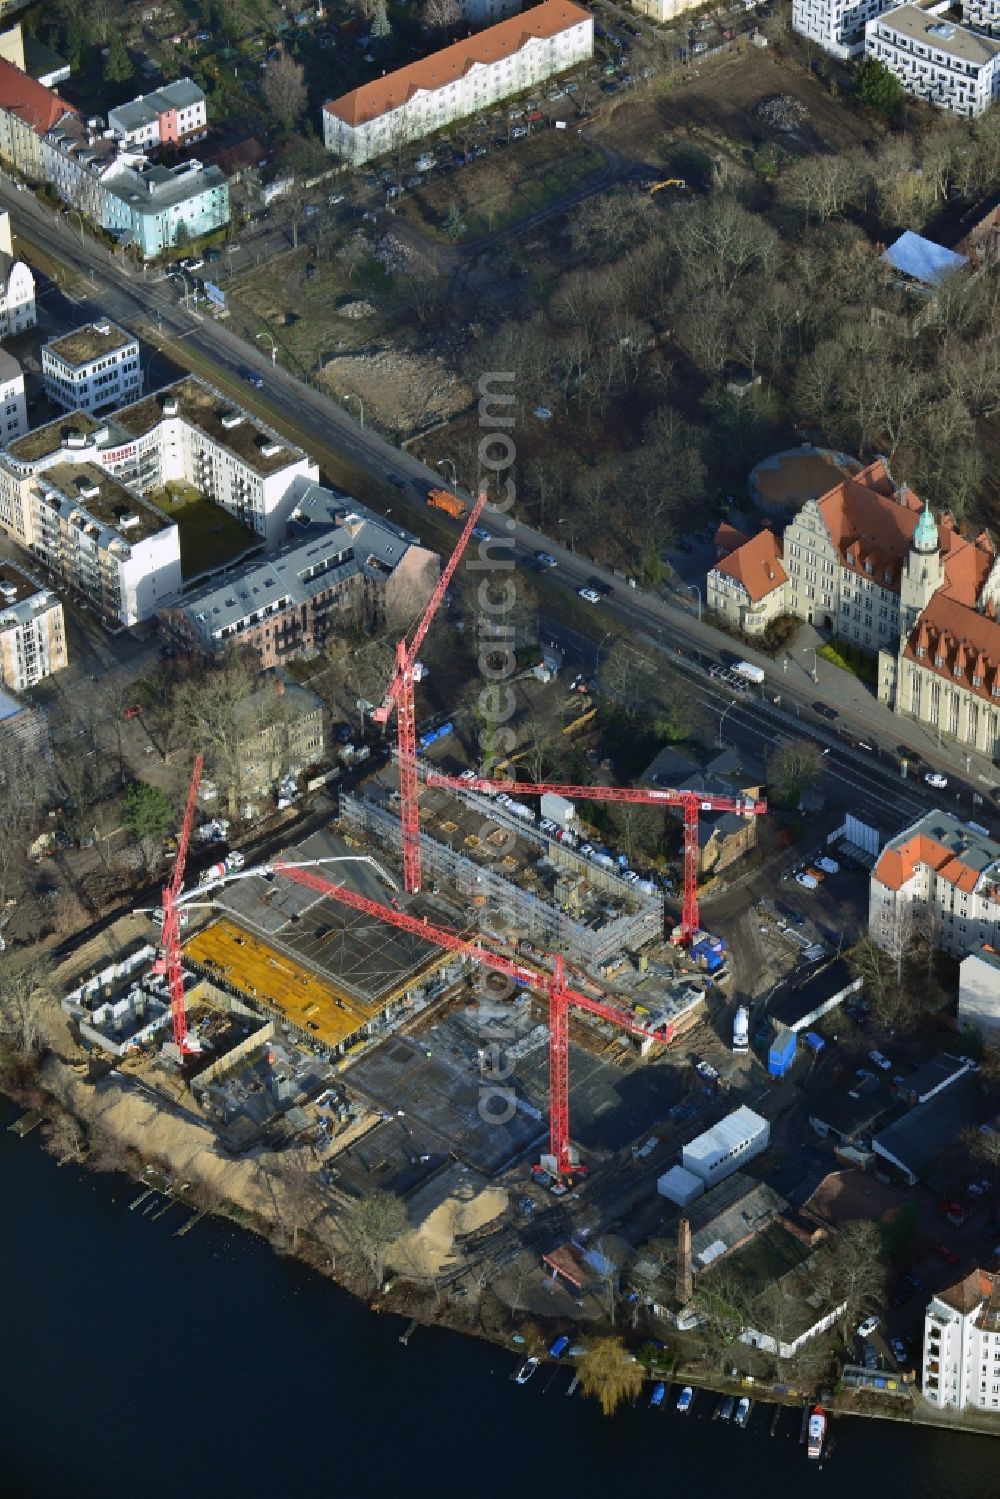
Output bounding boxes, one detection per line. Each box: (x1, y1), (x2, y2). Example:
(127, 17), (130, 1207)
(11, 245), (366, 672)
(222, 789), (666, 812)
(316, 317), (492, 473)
(55, 493), (770, 1304)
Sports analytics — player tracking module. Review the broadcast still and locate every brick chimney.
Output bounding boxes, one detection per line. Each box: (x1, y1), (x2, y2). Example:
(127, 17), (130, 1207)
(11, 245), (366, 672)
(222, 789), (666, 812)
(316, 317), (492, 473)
(676, 1216), (693, 1308)
(273, 672), (285, 696)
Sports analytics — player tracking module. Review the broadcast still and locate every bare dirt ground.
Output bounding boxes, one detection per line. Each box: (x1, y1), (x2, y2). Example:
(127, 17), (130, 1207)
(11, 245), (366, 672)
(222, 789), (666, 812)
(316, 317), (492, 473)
(316, 345), (474, 440)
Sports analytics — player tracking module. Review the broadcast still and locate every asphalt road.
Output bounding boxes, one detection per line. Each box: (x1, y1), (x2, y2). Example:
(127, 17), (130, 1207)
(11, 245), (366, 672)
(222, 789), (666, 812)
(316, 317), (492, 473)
(4, 178), (996, 833)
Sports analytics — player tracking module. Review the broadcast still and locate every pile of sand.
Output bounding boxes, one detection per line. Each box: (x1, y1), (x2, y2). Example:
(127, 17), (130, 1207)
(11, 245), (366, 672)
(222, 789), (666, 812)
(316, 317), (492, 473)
(388, 1169), (507, 1281)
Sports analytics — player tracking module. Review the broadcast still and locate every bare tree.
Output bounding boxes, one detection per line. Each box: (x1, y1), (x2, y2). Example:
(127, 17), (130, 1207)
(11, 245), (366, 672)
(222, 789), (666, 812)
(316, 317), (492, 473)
(0, 740), (47, 909)
(262, 49), (308, 133)
(174, 649), (278, 818)
(341, 1189), (408, 1288)
(814, 1220), (885, 1343)
(769, 739), (825, 809)
(44, 1112), (85, 1165)
(0, 947), (54, 1056)
(421, 0), (461, 26)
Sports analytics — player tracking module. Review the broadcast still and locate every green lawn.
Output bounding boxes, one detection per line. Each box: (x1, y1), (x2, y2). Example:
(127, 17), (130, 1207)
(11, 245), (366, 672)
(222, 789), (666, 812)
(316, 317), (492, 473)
(148, 488), (261, 579)
(819, 639), (878, 688)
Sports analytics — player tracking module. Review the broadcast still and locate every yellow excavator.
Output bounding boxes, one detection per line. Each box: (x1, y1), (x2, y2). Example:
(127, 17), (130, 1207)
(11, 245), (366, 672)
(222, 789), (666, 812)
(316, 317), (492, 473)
(648, 178), (687, 194)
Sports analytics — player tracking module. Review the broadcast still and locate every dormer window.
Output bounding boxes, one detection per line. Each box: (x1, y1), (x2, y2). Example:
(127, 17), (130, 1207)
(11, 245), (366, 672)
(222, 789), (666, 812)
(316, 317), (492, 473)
(973, 674), (983, 688)
(993, 682), (1000, 698)
(884, 569), (892, 584)
(953, 663), (963, 678)
(847, 552), (855, 567)
(865, 561), (873, 575)
(935, 654), (945, 668)
(916, 645), (926, 659)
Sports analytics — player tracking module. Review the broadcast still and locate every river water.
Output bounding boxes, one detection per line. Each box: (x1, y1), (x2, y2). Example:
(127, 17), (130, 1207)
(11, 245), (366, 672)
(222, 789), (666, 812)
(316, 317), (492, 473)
(0, 1106), (992, 1499)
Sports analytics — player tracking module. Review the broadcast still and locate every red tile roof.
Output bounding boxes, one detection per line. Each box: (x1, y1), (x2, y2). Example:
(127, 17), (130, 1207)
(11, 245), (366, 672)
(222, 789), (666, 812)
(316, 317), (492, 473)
(813, 460), (993, 598)
(324, 0), (591, 127)
(0, 58), (74, 136)
(712, 528), (786, 603)
(714, 521), (749, 556)
(902, 591), (1000, 708)
(873, 833), (979, 894)
(938, 1269), (994, 1316)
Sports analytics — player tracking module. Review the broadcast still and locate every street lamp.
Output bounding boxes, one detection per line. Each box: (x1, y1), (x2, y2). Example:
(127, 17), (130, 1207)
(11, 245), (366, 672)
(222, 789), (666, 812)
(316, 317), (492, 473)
(556, 516), (576, 552)
(803, 645), (819, 684)
(345, 391), (364, 428)
(255, 331), (277, 367)
(687, 582), (702, 622)
(595, 628), (614, 683)
(717, 699), (738, 750)
(437, 456), (457, 488)
(66, 208), (86, 247)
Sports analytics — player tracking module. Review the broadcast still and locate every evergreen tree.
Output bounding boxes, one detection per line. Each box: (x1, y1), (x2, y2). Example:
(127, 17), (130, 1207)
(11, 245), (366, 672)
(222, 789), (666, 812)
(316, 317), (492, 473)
(104, 32), (134, 84)
(371, 0), (392, 40)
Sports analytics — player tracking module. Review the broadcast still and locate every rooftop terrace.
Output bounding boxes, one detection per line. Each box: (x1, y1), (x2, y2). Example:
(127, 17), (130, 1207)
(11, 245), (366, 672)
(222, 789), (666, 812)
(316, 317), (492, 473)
(116, 377), (306, 478)
(43, 462), (171, 544)
(45, 321), (135, 368)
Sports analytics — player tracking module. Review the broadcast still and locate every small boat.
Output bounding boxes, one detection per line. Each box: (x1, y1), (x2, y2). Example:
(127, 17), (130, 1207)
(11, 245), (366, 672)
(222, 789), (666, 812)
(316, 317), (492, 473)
(514, 1357), (540, 1385)
(807, 1405), (827, 1460)
(650, 1381), (666, 1409)
(676, 1385), (693, 1414)
(735, 1396), (751, 1429)
(549, 1335), (570, 1359)
(719, 1395), (735, 1422)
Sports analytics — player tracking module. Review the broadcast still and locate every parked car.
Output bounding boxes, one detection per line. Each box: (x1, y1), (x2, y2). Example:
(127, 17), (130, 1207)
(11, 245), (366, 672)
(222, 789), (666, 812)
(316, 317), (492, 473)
(535, 552), (557, 568)
(471, 527), (492, 541)
(587, 578), (614, 597)
(179, 256), (204, 271)
(242, 369), (264, 389)
(925, 770), (949, 789)
(937, 1244), (960, 1264)
(123, 703), (145, 720)
(795, 871), (818, 890)
(868, 1050), (892, 1071)
(812, 701), (838, 720)
(511, 125), (528, 139)
(816, 855), (840, 875)
(891, 1338), (908, 1365)
(857, 1314), (880, 1337)
(578, 587), (601, 604)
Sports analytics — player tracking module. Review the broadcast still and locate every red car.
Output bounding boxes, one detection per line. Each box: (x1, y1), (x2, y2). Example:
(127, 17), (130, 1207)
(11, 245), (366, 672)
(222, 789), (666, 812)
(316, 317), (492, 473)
(937, 1245), (960, 1265)
(124, 703), (145, 719)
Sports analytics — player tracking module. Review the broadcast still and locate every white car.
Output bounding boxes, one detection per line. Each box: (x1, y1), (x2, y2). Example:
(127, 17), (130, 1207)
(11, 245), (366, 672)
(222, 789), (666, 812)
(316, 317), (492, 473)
(816, 855), (839, 875)
(578, 587), (601, 604)
(496, 793), (512, 807)
(857, 1314), (880, 1337)
(868, 1050), (892, 1071)
(925, 770), (948, 788)
(535, 552), (557, 568)
(695, 1060), (719, 1082)
(459, 768), (477, 782)
(471, 527), (492, 540)
(795, 871), (818, 890)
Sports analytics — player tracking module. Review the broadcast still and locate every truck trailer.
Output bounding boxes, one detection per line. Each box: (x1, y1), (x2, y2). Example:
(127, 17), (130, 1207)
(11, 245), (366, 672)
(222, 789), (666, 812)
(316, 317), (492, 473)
(426, 488), (465, 519)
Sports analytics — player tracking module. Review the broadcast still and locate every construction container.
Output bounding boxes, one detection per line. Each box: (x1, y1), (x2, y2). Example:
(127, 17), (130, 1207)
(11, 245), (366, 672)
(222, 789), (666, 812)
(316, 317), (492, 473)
(768, 1025), (797, 1077)
(540, 792), (576, 827)
(657, 1165), (706, 1207)
(681, 1107), (770, 1186)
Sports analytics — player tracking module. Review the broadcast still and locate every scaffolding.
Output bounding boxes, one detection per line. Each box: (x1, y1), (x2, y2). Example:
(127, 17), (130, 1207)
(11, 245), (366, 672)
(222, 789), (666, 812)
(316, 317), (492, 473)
(340, 792), (661, 970)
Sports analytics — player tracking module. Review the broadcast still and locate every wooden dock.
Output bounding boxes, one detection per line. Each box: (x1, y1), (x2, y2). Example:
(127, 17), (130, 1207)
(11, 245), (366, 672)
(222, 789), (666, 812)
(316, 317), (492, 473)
(8, 1109), (43, 1137)
(175, 1209), (206, 1237)
(398, 1320), (418, 1346)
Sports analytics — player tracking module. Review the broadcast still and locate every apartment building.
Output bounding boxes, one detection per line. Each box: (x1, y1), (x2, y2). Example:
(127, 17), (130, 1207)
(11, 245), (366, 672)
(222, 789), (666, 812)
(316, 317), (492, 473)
(966, 0), (1000, 36)
(41, 320), (142, 415)
(865, 1), (1000, 115)
(0, 348), (25, 444)
(922, 1270), (1000, 1411)
(323, 0), (593, 165)
(107, 80), (207, 151)
(110, 378), (318, 547)
(29, 462), (181, 626)
(0, 560), (65, 689)
(0, 208), (35, 339)
(458, 0), (523, 24)
(238, 669), (329, 795)
(792, 0), (893, 58)
(0, 55), (74, 178)
(159, 489), (440, 663)
(869, 810), (1000, 961)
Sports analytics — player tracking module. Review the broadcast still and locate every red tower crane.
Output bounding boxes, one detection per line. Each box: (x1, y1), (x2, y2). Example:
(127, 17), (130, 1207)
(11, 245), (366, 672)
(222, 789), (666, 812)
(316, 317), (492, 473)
(272, 859), (672, 1175)
(425, 776), (767, 942)
(371, 490), (489, 895)
(151, 752), (203, 1055)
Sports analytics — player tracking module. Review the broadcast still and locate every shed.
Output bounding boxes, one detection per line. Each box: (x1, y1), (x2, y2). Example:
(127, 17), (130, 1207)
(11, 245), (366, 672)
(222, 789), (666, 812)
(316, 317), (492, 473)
(681, 1106), (770, 1186)
(880, 231), (968, 288)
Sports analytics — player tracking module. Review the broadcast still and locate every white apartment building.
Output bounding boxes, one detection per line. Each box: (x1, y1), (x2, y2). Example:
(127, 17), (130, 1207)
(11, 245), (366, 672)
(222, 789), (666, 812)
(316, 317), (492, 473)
(0, 207), (35, 339)
(41, 320), (141, 415)
(869, 810), (1000, 961)
(323, 0), (593, 165)
(922, 1270), (1000, 1411)
(792, 0), (892, 57)
(958, 946), (1000, 1042)
(0, 559), (66, 689)
(0, 348), (25, 444)
(31, 461), (180, 626)
(966, 0), (1000, 36)
(865, 1), (1000, 115)
(107, 80), (207, 151)
(110, 379), (319, 549)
